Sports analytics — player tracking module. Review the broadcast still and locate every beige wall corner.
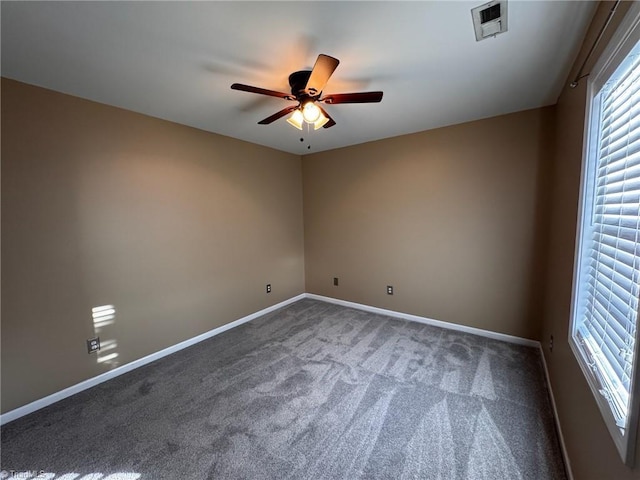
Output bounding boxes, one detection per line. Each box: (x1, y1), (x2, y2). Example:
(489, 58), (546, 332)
(1, 78), (305, 413)
(302, 107), (551, 340)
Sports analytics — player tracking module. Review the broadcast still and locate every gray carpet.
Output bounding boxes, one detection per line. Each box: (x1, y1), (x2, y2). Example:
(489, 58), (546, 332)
(1, 299), (566, 479)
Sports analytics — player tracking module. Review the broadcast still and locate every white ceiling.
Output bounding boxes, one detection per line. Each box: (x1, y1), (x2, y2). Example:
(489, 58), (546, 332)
(1, 1), (597, 155)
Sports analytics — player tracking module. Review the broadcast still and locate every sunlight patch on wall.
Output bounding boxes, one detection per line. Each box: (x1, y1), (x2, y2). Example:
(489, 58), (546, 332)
(92, 305), (119, 368)
(91, 305), (115, 328)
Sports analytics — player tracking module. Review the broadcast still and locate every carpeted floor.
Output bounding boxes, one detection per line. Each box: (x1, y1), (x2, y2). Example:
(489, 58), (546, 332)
(1, 299), (566, 479)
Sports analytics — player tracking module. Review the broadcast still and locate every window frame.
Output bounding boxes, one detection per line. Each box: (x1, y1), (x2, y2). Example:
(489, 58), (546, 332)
(569, 2), (640, 467)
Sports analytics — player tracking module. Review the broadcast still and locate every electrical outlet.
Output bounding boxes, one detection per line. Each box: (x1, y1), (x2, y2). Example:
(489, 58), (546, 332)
(550, 335), (554, 352)
(266, 284), (272, 293)
(387, 285), (394, 295)
(87, 337), (100, 354)
(333, 277), (339, 286)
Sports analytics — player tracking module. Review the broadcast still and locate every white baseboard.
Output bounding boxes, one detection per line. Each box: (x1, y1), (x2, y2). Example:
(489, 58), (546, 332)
(0, 293), (306, 426)
(306, 293), (540, 348)
(539, 346), (574, 480)
(310, 293), (573, 475)
(0, 292), (547, 427)
(1, 291), (574, 478)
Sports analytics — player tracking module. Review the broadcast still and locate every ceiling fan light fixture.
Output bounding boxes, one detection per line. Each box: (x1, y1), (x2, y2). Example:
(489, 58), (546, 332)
(232, 53), (384, 131)
(286, 109), (304, 130)
(313, 114), (329, 130)
(302, 101), (321, 123)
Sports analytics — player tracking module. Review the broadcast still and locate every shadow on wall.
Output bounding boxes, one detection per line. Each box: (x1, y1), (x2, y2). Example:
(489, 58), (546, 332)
(526, 105), (557, 341)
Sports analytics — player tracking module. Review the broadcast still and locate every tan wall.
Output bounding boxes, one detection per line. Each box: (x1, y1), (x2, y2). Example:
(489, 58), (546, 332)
(303, 107), (552, 340)
(541, 1), (640, 478)
(1, 78), (305, 413)
(5, 2), (640, 472)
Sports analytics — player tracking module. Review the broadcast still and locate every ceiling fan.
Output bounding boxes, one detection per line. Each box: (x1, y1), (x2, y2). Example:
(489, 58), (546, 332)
(231, 54), (383, 130)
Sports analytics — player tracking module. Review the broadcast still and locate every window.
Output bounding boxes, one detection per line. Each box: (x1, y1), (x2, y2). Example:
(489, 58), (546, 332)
(570, 3), (640, 466)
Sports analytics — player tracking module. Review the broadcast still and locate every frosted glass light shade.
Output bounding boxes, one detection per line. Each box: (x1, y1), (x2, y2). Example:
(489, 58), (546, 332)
(313, 114), (329, 130)
(302, 102), (321, 123)
(286, 109), (304, 130)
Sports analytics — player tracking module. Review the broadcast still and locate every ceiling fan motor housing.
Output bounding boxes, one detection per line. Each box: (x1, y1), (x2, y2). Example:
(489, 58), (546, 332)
(289, 70), (316, 99)
(230, 53), (381, 128)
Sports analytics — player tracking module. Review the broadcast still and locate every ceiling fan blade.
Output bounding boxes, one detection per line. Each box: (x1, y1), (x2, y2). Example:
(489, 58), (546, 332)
(257, 105), (299, 125)
(305, 54), (340, 96)
(317, 105), (336, 129)
(322, 91), (383, 104)
(231, 83), (294, 100)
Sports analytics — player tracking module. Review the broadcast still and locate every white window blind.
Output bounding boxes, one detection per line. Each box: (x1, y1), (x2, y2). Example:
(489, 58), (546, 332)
(574, 38), (640, 435)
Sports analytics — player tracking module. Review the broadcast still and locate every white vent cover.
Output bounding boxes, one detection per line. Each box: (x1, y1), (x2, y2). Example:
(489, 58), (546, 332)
(471, 1), (508, 41)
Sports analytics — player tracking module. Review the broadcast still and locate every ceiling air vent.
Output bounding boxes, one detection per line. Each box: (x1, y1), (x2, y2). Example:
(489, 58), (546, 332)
(471, 1), (508, 41)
